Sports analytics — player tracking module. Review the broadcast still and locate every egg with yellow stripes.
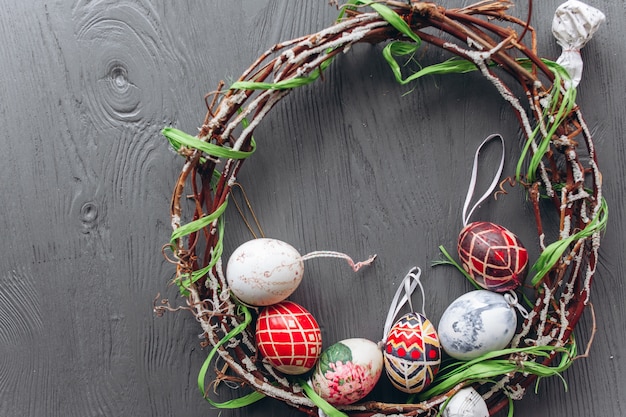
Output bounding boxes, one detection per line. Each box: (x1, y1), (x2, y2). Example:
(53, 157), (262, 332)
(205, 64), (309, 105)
(383, 312), (441, 393)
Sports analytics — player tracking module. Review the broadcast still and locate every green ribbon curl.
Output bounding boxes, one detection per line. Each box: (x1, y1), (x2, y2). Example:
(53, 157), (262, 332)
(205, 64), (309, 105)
(197, 305), (266, 408)
(162, 127), (256, 160)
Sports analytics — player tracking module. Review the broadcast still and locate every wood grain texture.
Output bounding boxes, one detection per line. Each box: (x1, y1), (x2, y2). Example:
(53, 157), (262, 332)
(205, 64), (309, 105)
(0, 1), (624, 416)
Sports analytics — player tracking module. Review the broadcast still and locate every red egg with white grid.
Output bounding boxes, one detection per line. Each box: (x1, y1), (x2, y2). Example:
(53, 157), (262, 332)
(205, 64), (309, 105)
(457, 221), (528, 292)
(255, 301), (322, 375)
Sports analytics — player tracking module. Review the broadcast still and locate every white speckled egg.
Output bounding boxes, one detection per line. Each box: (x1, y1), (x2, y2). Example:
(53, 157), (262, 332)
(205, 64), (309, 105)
(438, 290), (517, 360)
(442, 387), (489, 417)
(226, 238), (303, 306)
(311, 338), (383, 405)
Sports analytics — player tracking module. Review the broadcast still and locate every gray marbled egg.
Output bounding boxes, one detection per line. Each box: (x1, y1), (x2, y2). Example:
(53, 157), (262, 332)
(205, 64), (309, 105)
(438, 290), (517, 360)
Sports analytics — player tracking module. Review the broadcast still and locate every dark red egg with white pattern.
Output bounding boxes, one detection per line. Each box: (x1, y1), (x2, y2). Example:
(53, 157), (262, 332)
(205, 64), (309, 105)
(383, 312), (441, 393)
(457, 221), (528, 292)
(255, 301), (322, 375)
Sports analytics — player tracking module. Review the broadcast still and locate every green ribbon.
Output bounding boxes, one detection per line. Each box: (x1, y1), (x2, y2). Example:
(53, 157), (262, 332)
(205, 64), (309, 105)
(515, 59), (575, 182)
(170, 199), (228, 244)
(530, 197), (608, 286)
(162, 127), (256, 160)
(418, 342), (576, 401)
(299, 380), (348, 417)
(197, 305), (266, 408)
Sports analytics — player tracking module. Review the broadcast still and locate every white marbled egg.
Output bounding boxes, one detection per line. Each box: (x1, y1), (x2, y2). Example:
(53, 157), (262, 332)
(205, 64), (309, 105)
(442, 387), (489, 417)
(226, 238), (303, 306)
(438, 290), (517, 360)
(311, 338), (383, 405)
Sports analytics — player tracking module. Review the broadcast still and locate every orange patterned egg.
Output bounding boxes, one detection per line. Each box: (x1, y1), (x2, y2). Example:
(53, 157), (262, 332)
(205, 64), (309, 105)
(383, 313), (441, 393)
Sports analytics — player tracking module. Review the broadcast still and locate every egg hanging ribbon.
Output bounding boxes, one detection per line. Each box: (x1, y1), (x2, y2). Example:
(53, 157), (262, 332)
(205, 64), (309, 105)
(382, 267), (425, 338)
(381, 267), (442, 394)
(457, 134), (528, 293)
(460, 134), (505, 228)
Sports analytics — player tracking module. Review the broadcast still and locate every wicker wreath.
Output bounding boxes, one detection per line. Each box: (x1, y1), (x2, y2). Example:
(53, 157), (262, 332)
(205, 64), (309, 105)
(156, 1), (607, 416)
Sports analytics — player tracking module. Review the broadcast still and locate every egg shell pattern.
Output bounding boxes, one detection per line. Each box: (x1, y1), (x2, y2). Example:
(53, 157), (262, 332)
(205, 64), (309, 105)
(438, 290), (517, 361)
(226, 238), (304, 306)
(255, 301), (322, 375)
(442, 387), (489, 417)
(383, 313), (441, 393)
(311, 338), (383, 405)
(457, 221), (528, 292)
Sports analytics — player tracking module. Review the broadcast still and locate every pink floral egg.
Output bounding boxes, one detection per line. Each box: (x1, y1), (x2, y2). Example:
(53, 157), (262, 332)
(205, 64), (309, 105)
(255, 301), (322, 375)
(383, 313), (441, 393)
(311, 338), (383, 405)
(457, 221), (528, 292)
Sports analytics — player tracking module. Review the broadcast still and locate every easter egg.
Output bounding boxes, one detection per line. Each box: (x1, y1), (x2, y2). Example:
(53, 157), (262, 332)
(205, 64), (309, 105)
(311, 338), (383, 405)
(457, 221), (528, 292)
(255, 301), (322, 375)
(226, 238), (303, 306)
(442, 387), (489, 417)
(383, 313), (441, 393)
(438, 290), (517, 360)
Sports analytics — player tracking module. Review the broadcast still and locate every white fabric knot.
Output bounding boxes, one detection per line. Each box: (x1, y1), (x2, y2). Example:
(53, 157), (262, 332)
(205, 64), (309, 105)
(552, 0), (605, 88)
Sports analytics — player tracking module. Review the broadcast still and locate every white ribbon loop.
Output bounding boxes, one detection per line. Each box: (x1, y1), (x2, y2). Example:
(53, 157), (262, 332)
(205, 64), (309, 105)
(552, 0), (605, 88)
(461, 134), (505, 227)
(504, 290), (529, 319)
(382, 267), (425, 341)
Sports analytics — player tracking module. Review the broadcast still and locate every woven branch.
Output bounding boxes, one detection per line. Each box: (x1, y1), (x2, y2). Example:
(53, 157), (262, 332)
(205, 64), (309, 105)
(160, 1), (605, 415)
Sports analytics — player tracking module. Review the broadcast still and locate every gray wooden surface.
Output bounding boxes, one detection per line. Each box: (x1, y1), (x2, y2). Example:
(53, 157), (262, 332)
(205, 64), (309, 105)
(1, 1), (624, 416)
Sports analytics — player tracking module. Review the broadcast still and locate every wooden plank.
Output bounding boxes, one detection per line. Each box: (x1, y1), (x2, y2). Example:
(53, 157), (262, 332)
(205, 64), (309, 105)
(0, 1), (624, 416)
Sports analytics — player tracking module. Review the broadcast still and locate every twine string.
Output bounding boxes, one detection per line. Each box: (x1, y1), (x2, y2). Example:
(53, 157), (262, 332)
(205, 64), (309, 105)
(299, 251), (377, 272)
(382, 267), (425, 341)
(231, 182), (266, 239)
(462, 134), (506, 227)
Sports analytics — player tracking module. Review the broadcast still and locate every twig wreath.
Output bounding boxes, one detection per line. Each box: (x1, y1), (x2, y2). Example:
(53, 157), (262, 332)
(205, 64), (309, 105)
(156, 1), (608, 416)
